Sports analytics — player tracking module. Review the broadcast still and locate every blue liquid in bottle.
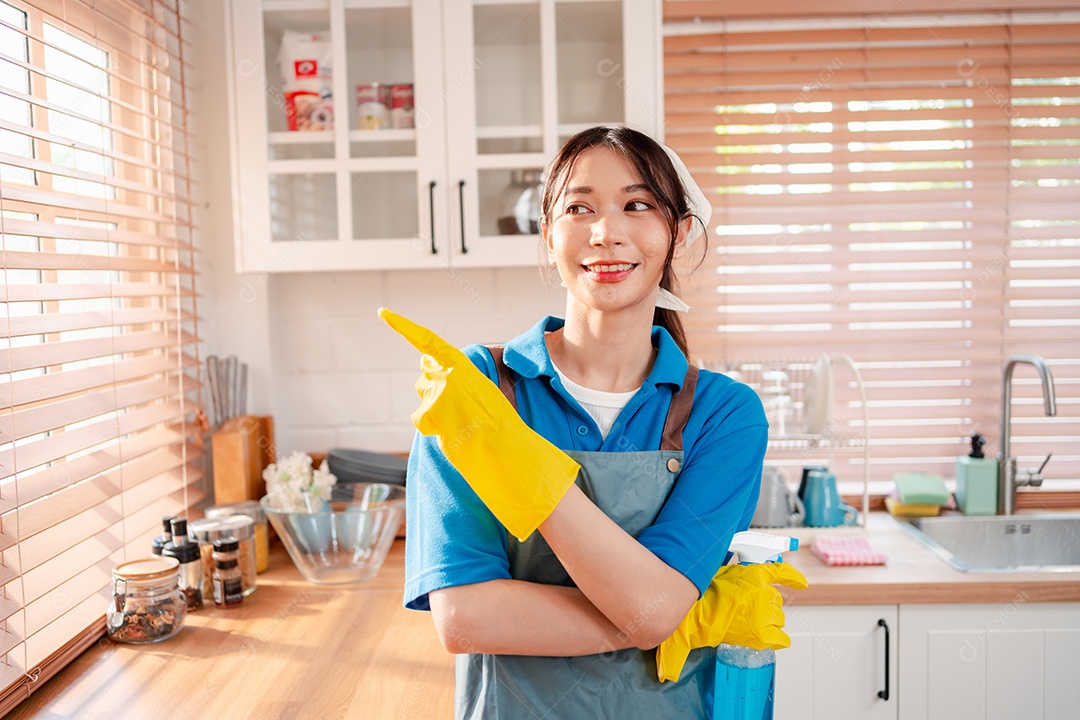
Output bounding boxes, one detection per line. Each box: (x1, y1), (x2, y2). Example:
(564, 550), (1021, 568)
(713, 643), (775, 720)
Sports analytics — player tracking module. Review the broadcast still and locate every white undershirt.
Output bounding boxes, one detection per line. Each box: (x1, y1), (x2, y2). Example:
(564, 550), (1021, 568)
(552, 361), (639, 439)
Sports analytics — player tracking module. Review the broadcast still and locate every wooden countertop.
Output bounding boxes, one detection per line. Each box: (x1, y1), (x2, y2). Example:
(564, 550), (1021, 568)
(10, 513), (1080, 718)
(9, 541), (456, 719)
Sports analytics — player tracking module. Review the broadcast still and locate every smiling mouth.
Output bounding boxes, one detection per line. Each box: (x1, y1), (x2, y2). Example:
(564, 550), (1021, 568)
(584, 263), (637, 274)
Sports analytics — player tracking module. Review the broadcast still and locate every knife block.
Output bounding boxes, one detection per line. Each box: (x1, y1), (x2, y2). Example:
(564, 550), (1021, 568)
(212, 415), (275, 504)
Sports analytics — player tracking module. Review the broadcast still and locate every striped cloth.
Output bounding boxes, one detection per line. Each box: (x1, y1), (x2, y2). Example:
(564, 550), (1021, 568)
(810, 535), (888, 566)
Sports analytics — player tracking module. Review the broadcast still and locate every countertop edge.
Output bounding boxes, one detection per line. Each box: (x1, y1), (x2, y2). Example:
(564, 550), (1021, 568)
(785, 579), (1080, 605)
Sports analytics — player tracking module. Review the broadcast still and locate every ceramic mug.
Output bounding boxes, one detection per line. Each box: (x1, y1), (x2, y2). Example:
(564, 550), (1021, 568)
(751, 466), (806, 528)
(803, 469), (858, 527)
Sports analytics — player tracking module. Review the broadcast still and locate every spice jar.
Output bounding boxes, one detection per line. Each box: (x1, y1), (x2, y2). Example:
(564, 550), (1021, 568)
(212, 538), (244, 608)
(162, 517), (204, 610)
(206, 500), (269, 573)
(108, 556), (187, 644)
(189, 515), (258, 598)
(151, 515), (176, 556)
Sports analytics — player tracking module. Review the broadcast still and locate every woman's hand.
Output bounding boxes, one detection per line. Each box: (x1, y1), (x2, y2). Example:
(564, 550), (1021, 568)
(380, 308), (580, 540)
(656, 562), (809, 682)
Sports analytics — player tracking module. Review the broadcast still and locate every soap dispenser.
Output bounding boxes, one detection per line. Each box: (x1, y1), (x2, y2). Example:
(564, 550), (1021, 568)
(955, 433), (998, 515)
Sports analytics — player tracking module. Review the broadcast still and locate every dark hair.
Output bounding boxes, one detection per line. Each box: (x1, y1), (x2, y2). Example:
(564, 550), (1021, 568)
(540, 126), (708, 357)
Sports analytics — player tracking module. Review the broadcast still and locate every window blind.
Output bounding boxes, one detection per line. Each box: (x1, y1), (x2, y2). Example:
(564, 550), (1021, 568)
(0, 0), (202, 710)
(664, 10), (1079, 486)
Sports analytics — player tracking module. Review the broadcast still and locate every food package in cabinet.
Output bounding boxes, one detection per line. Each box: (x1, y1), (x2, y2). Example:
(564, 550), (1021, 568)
(278, 30), (333, 131)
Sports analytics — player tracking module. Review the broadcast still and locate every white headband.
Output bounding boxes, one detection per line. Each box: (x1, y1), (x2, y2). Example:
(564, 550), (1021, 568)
(656, 144), (710, 313)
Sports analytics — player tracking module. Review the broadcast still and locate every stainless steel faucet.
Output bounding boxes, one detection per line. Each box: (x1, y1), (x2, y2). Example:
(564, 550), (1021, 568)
(998, 354), (1057, 515)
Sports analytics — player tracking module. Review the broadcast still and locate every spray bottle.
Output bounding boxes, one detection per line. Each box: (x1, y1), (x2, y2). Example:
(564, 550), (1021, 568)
(713, 530), (799, 720)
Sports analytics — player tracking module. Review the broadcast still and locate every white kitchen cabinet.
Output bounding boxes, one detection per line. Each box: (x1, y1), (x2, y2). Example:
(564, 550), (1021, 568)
(898, 602), (1080, 720)
(774, 605), (898, 720)
(224, 0), (661, 273)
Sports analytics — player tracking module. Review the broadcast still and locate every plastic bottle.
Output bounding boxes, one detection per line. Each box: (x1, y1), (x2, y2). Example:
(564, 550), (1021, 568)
(955, 433), (998, 515)
(713, 531), (799, 720)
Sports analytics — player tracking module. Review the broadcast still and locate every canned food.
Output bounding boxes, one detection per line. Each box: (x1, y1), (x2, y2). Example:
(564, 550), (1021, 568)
(389, 83), (414, 129)
(356, 83), (388, 130)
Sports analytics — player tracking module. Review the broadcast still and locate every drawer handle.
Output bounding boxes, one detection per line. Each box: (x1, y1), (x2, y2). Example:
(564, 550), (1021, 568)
(458, 179), (467, 254)
(877, 618), (890, 701)
(428, 180), (437, 255)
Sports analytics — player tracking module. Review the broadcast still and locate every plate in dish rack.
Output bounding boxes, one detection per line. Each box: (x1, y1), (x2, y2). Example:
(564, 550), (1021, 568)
(803, 353), (833, 436)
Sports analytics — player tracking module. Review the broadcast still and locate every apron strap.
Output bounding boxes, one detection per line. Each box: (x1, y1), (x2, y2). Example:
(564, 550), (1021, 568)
(661, 364), (697, 452)
(486, 345), (698, 452)
(486, 345), (518, 410)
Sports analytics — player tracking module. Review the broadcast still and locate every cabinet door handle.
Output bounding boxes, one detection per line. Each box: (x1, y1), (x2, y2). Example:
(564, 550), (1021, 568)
(428, 180), (437, 255)
(458, 179), (467, 254)
(877, 618), (890, 701)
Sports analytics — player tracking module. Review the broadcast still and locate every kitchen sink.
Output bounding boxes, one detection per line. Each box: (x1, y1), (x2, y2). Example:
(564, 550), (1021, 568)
(895, 513), (1080, 572)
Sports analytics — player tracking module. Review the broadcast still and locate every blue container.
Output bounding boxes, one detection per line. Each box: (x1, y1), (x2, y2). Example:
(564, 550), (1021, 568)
(713, 643), (775, 720)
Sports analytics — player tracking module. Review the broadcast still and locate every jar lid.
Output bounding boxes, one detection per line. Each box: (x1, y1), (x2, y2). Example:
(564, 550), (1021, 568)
(162, 539), (201, 563)
(213, 537), (240, 553)
(170, 517), (189, 538)
(206, 500), (264, 523)
(189, 515), (254, 542)
(113, 556), (180, 581)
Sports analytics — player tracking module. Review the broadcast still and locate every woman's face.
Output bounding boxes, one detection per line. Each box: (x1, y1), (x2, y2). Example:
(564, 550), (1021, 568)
(543, 146), (682, 318)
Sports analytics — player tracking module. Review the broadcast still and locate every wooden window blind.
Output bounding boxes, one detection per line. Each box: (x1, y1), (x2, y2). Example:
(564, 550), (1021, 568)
(0, 0), (202, 710)
(664, 10), (1079, 486)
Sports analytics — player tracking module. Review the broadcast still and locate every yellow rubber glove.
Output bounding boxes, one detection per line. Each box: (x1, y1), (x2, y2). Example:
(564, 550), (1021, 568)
(379, 308), (581, 541)
(656, 561), (808, 683)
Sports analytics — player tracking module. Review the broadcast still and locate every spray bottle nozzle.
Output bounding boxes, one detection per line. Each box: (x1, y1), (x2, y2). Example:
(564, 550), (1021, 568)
(729, 531), (799, 565)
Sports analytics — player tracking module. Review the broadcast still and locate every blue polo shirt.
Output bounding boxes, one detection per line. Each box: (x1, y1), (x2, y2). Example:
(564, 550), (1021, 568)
(403, 316), (768, 611)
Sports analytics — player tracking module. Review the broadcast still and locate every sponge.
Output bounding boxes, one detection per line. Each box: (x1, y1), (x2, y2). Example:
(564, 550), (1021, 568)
(893, 472), (949, 506)
(885, 496), (942, 518)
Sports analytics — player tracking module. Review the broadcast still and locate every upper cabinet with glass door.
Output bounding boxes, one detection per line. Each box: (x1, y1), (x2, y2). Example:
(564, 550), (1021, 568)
(227, 0), (446, 272)
(225, 0), (660, 273)
(445, 0), (661, 267)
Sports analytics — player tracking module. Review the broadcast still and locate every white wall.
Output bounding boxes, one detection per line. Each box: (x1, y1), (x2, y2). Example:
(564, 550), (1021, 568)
(188, 0), (565, 459)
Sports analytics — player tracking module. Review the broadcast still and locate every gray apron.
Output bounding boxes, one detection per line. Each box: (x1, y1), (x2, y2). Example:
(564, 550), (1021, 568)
(454, 349), (715, 719)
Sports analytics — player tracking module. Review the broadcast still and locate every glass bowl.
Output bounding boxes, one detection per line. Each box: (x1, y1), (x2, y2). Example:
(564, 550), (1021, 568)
(260, 483), (405, 584)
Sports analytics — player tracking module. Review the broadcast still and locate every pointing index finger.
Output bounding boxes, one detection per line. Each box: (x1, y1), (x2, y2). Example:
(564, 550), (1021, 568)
(377, 307), (461, 365)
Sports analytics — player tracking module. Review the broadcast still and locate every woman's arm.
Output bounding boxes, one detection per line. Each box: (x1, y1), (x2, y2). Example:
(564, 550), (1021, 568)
(537, 412), (768, 650)
(429, 578), (644, 656)
(538, 486), (699, 650)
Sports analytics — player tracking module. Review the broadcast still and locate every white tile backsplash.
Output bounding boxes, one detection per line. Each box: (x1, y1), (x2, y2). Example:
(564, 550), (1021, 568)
(384, 267), (497, 316)
(335, 424), (416, 452)
(277, 371), (391, 426)
(269, 266), (567, 456)
(333, 319), (419, 371)
(275, 320), (335, 374)
(388, 370), (421, 421)
(286, 427), (340, 459)
(271, 270), (386, 320)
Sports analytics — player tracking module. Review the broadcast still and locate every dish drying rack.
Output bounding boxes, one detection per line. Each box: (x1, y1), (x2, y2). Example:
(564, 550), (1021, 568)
(710, 354), (871, 528)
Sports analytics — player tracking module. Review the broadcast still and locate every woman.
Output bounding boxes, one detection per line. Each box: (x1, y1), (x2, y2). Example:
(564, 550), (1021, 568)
(400, 126), (769, 717)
